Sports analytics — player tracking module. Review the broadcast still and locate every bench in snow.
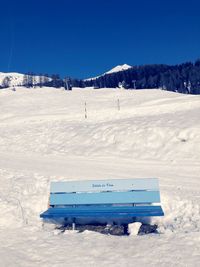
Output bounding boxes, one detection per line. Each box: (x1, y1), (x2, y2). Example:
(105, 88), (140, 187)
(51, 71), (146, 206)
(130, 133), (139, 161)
(40, 178), (164, 226)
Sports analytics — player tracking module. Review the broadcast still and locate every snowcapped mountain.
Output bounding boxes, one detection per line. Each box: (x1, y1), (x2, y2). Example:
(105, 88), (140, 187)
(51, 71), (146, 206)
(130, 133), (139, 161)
(0, 72), (52, 88)
(84, 64), (132, 81)
(105, 64), (132, 74)
(0, 72), (24, 87)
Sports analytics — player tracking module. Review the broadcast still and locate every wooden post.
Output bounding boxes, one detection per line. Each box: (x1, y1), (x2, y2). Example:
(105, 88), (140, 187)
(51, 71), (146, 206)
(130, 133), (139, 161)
(72, 217), (76, 231)
(117, 98), (120, 111)
(132, 80), (136, 89)
(85, 101), (87, 119)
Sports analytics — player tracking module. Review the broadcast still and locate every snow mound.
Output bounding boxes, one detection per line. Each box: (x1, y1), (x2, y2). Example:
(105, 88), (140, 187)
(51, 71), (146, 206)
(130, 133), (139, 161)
(157, 195), (200, 234)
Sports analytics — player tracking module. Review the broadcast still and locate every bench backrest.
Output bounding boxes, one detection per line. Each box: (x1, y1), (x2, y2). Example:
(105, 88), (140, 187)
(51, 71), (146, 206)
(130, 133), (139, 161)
(49, 178), (161, 206)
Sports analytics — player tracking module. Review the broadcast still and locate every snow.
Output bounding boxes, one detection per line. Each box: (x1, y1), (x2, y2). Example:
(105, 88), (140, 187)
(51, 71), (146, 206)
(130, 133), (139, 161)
(105, 64), (132, 74)
(84, 64), (132, 81)
(0, 86), (200, 266)
(0, 72), (24, 87)
(0, 72), (50, 87)
(128, 222), (142, 236)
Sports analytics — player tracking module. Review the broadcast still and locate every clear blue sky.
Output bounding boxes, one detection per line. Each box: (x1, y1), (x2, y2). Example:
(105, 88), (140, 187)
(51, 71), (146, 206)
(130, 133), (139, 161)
(0, 0), (200, 79)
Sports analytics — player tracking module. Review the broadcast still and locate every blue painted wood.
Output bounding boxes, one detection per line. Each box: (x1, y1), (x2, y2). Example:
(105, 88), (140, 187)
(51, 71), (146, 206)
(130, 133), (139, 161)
(50, 191), (160, 205)
(40, 178), (164, 224)
(40, 205), (164, 219)
(50, 178), (159, 193)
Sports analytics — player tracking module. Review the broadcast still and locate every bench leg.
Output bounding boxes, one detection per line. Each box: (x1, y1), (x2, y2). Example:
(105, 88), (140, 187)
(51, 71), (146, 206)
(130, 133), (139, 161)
(107, 220), (114, 226)
(72, 218), (76, 231)
(72, 223), (76, 231)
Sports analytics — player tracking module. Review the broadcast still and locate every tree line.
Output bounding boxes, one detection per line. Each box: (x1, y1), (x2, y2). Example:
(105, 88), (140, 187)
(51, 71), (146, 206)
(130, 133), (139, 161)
(0, 73), (76, 90)
(22, 73), (76, 90)
(1, 59), (200, 94)
(84, 59), (200, 94)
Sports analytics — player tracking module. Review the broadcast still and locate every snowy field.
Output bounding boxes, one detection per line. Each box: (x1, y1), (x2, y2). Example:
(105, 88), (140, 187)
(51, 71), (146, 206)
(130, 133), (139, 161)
(0, 87), (200, 266)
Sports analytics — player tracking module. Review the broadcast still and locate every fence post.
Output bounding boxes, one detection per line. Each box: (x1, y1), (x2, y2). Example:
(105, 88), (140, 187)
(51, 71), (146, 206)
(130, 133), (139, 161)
(85, 101), (87, 119)
(117, 98), (120, 111)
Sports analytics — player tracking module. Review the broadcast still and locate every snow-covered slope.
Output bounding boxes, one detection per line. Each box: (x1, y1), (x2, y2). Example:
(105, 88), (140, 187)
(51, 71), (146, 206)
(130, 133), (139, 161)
(0, 87), (200, 266)
(84, 64), (132, 80)
(105, 63), (132, 74)
(0, 72), (50, 87)
(0, 72), (24, 87)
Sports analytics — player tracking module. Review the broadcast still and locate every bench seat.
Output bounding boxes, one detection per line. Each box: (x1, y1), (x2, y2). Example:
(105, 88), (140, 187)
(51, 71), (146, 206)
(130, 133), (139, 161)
(41, 205), (164, 218)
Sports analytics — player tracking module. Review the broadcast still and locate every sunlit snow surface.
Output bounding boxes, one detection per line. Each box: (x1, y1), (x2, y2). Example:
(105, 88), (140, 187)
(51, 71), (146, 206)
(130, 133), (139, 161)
(0, 87), (200, 266)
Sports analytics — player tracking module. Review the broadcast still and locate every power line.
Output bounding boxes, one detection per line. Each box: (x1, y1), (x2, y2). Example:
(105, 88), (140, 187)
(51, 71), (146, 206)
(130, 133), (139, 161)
(7, 21), (15, 72)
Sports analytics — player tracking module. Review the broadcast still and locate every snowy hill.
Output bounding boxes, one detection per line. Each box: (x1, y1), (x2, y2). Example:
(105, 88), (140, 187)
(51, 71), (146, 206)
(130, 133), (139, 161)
(0, 72), (50, 87)
(0, 72), (24, 87)
(84, 64), (132, 80)
(0, 87), (200, 266)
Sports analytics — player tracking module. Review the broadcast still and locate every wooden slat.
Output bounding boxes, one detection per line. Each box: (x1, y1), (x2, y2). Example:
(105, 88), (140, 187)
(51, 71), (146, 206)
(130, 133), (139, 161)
(50, 178), (159, 193)
(40, 205), (164, 218)
(50, 190), (160, 205)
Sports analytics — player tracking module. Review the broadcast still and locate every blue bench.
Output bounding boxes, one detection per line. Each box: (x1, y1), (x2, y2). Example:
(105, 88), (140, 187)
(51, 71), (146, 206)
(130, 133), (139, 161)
(40, 178), (164, 226)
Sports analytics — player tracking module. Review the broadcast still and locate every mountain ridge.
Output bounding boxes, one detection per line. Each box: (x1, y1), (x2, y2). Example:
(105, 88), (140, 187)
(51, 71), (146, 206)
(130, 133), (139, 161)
(84, 64), (132, 81)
